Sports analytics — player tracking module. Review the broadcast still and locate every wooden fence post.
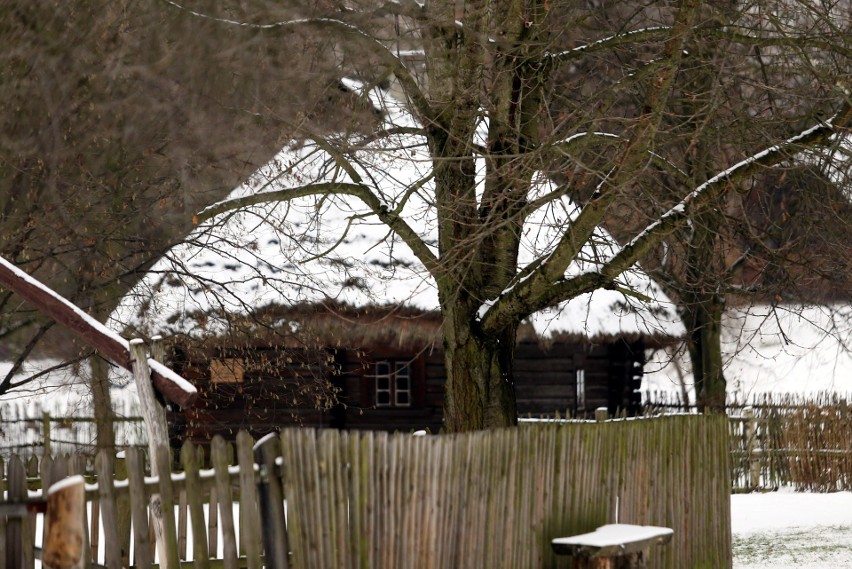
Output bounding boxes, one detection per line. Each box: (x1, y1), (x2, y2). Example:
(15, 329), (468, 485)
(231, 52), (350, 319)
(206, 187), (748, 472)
(744, 407), (760, 489)
(126, 448), (154, 569)
(129, 339), (172, 569)
(5, 456), (26, 569)
(180, 441), (210, 568)
(254, 433), (290, 569)
(43, 475), (85, 569)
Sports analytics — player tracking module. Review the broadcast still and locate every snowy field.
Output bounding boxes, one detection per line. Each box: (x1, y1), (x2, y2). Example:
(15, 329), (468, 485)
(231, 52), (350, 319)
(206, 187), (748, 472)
(732, 490), (852, 568)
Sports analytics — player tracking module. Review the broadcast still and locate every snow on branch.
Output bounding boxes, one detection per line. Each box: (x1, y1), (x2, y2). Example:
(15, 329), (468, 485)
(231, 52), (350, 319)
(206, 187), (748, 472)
(611, 106), (852, 276)
(481, 104), (852, 336)
(194, 181), (441, 277)
(546, 27), (672, 63)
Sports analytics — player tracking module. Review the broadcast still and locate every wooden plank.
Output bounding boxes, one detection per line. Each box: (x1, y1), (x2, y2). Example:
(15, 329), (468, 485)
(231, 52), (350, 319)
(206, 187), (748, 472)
(156, 445), (181, 569)
(40, 455), (54, 555)
(211, 437), (238, 569)
(6, 456), (25, 569)
(178, 489), (188, 560)
(0, 491), (5, 569)
(95, 451), (123, 568)
(253, 433), (289, 569)
(132, 339), (172, 567)
(208, 480), (219, 558)
(127, 448), (153, 569)
(0, 256), (196, 407)
(236, 432), (262, 569)
(114, 455), (133, 568)
(90, 489), (100, 565)
(179, 441), (210, 569)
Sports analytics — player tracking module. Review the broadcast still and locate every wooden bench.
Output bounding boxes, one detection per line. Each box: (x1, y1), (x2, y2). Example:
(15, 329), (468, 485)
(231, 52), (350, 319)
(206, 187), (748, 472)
(551, 524), (673, 568)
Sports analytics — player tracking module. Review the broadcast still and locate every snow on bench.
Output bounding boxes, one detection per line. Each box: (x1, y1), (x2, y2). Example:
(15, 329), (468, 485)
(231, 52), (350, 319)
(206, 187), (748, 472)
(551, 524), (673, 567)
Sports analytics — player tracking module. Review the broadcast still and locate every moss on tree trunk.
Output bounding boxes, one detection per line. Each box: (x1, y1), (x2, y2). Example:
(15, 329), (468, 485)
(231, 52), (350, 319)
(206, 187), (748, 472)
(442, 321), (518, 431)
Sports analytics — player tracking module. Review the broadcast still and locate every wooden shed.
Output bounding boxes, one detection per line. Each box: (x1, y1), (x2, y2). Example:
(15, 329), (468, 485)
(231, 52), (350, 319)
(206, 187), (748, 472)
(163, 305), (667, 443)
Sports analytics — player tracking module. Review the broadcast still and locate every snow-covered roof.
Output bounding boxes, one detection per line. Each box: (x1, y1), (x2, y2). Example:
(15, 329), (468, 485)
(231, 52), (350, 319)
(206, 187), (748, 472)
(113, 81), (683, 343)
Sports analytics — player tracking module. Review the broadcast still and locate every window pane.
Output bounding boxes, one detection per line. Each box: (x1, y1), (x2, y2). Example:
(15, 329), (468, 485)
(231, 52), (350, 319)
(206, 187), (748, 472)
(395, 374), (409, 391)
(376, 360), (392, 406)
(396, 391), (410, 406)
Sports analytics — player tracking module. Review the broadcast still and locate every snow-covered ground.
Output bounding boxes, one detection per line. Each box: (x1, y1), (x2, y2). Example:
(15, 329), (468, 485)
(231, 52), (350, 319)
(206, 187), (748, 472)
(643, 305), (852, 566)
(732, 490), (852, 568)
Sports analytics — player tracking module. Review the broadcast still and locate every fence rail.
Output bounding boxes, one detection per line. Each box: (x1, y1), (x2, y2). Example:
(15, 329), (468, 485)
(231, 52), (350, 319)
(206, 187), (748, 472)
(1, 417), (732, 569)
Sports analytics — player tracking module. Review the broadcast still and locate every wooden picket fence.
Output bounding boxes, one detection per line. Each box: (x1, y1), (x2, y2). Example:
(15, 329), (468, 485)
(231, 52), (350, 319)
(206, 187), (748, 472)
(1, 416), (732, 569)
(0, 398), (147, 457)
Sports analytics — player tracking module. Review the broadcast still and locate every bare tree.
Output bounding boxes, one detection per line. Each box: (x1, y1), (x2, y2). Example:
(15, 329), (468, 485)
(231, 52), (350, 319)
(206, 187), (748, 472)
(596, 1), (852, 408)
(0, 0), (378, 447)
(128, 0), (850, 431)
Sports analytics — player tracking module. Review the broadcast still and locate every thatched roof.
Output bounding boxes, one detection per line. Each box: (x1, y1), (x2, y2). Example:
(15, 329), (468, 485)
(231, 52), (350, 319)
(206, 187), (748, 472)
(113, 80), (684, 347)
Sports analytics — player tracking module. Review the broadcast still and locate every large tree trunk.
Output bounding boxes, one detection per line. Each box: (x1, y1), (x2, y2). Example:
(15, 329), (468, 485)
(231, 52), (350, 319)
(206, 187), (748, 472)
(442, 321), (518, 432)
(683, 295), (726, 412)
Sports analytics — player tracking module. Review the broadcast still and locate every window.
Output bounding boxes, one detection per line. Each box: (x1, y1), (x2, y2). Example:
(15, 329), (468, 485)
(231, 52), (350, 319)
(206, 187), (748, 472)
(576, 368), (586, 412)
(211, 358), (245, 384)
(374, 361), (411, 407)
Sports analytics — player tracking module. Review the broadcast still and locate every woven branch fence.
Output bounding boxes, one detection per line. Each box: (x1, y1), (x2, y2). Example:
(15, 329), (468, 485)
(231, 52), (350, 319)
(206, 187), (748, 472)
(2, 416), (731, 569)
(647, 391), (852, 491)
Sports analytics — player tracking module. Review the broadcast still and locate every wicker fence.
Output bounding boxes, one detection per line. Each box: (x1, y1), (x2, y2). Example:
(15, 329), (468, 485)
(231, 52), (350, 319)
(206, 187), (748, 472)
(646, 391), (852, 491)
(1, 416), (731, 569)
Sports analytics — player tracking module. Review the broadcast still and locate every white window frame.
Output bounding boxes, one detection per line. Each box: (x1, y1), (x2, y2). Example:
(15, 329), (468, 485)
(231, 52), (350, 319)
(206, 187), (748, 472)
(374, 360), (412, 408)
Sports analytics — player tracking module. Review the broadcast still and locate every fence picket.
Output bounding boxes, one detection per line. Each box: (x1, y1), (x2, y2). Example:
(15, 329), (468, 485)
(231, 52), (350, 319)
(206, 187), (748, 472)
(178, 487), (188, 560)
(236, 431), (262, 569)
(180, 440), (211, 569)
(6, 456), (26, 569)
(127, 447), (153, 569)
(155, 445), (180, 569)
(207, 474), (219, 559)
(95, 451), (123, 568)
(211, 436), (238, 569)
(254, 433), (289, 569)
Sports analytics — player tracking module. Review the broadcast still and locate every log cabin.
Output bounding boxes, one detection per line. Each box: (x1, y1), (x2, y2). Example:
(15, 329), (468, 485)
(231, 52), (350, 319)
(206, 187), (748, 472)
(162, 303), (677, 443)
(112, 81), (685, 442)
